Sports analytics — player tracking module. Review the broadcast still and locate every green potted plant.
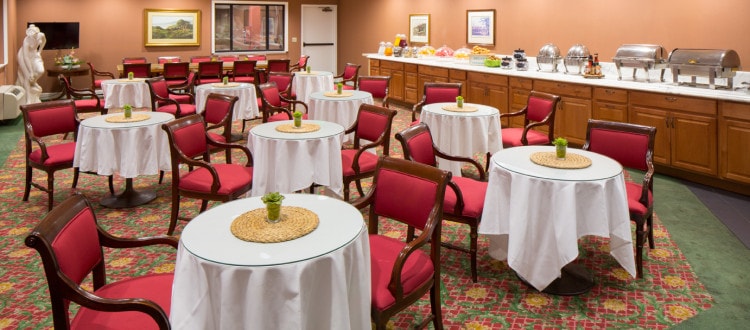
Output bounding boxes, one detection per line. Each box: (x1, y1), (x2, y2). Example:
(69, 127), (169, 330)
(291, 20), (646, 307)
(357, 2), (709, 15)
(456, 96), (464, 108)
(261, 192), (285, 223)
(293, 110), (303, 128)
(127, 71), (134, 80)
(222, 76), (229, 85)
(123, 104), (133, 119)
(553, 137), (568, 159)
(306, 65), (311, 74)
(336, 82), (343, 94)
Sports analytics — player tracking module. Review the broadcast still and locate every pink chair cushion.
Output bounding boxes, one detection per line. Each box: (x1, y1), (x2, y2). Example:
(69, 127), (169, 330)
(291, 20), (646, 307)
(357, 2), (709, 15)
(171, 121), (208, 158)
(156, 104), (197, 117)
(207, 131), (226, 144)
(268, 112), (306, 122)
(179, 164), (253, 195)
(71, 273), (174, 330)
(169, 94), (192, 104)
(341, 149), (379, 176)
(424, 87), (459, 104)
(369, 234), (434, 310)
(94, 79), (105, 89)
(198, 78), (222, 85)
(51, 208), (102, 284)
(443, 177), (487, 218)
(372, 167), (438, 230)
(588, 128), (650, 171)
(233, 76), (254, 83)
(204, 99), (230, 124)
(29, 142), (76, 166)
(151, 80), (170, 99)
(359, 80), (387, 98)
(626, 181), (652, 216)
(342, 85), (355, 90)
(343, 66), (358, 80)
(74, 99), (99, 111)
(405, 131), (437, 166)
(527, 97), (554, 122)
(501, 127), (550, 147)
(27, 104), (77, 136)
(357, 110), (388, 142)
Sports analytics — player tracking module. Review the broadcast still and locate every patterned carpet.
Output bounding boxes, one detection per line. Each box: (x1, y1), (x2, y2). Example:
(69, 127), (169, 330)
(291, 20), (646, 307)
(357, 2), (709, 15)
(0, 107), (713, 329)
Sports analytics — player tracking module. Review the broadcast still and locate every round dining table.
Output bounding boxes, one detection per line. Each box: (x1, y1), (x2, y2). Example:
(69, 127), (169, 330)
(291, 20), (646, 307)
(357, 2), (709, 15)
(419, 102), (502, 176)
(307, 90), (373, 142)
(247, 120), (344, 197)
(292, 71), (334, 103)
(194, 82), (259, 120)
(73, 111), (174, 208)
(170, 193), (371, 330)
(100, 78), (151, 109)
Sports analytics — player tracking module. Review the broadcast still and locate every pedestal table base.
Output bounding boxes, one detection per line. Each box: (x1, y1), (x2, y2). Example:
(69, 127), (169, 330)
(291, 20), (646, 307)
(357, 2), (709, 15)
(100, 178), (156, 208)
(517, 263), (595, 296)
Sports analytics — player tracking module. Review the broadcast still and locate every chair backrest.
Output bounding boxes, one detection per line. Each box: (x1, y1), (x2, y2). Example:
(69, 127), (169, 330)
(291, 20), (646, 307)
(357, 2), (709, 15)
(190, 55), (214, 63)
(21, 99), (79, 139)
(87, 62), (115, 90)
(162, 114), (210, 165)
(268, 71), (294, 93)
(357, 75), (390, 106)
(258, 82), (284, 108)
(157, 56), (181, 64)
(297, 55), (309, 68)
(233, 60), (257, 76)
(583, 119), (656, 172)
(162, 62), (190, 80)
(267, 59), (290, 72)
(245, 54), (267, 61)
(122, 57), (147, 64)
(342, 63), (360, 80)
(219, 55), (239, 62)
(396, 123), (439, 167)
(146, 76), (170, 100)
(122, 63), (152, 78)
(352, 103), (398, 154)
(525, 91), (560, 124)
(203, 93), (238, 126)
(198, 61), (224, 77)
(423, 82), (462, 105)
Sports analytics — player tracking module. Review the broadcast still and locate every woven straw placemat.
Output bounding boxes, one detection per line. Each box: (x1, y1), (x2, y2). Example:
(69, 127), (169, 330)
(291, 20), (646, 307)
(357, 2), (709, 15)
(117, 78), (146, 82)
(105, 113), (151, 123)
(211, 82), (241, 88)
(530, 151), (592, 169)
(441, 105), (479, 112)
(323, 91), (353, 97)
(230, 206), (319, 243)
(275, 123), (320, 133)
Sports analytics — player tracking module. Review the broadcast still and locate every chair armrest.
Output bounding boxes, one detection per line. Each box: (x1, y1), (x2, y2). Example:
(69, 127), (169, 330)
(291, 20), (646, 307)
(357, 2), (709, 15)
(387, 232), (431, 300)
(499, 106), (527, 119)
(65, 287), (170, 330)
(100, 233), (179, 249)
(206, 139), (254, 167)
(433, 148), (487, 181)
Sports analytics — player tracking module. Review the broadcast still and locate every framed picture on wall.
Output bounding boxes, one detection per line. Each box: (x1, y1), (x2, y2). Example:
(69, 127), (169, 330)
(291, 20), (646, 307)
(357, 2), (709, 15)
(466, 9), (495, 46)
(144, 9), (201, 46)
(409, 14), (430, 45)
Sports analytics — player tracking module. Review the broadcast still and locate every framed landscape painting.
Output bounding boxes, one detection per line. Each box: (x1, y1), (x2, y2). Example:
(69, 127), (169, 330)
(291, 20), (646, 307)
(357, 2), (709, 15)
(409, 14), (430, 45)
(144, 9), (201, 46)
(467, 9), (495, 46)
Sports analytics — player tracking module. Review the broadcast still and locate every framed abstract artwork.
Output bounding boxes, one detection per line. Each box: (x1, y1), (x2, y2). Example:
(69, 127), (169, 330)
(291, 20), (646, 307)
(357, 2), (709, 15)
(466, 9), (495, 46)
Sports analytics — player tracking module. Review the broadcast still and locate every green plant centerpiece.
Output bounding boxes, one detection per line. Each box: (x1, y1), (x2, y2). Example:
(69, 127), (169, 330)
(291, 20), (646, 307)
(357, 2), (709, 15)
(293, 110), (303, 128)
(553, 137), (568, 159)
(222, 76), (229, 85)
(127, 71), (134, 80)
(261, 192), (285, 223)
(336, 82), (343, 94)
(306, 65), (311, 73)
(122, 104), (133, 119)
(456, 96), (464, 108)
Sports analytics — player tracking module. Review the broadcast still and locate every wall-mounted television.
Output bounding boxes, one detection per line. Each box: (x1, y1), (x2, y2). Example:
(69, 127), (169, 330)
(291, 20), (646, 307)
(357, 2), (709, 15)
(27, 22), (80, 50)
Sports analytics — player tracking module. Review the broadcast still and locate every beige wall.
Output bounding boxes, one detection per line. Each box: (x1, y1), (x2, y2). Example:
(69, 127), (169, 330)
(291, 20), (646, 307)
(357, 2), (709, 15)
(339, 0), (750, 74)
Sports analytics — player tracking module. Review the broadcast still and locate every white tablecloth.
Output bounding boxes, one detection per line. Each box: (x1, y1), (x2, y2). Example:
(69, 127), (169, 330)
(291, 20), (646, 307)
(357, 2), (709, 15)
(195, 82), (259, 120)
(292, 71), (334, 103)
(73, 112), (173, 178)
(101, 78), (151, 109)
(419, 102), (502, 176)
(308, 90), (373, 142)
(478, 146), (637, 291)
(248, 120), (344, 196)
(170, 194), (370, 330)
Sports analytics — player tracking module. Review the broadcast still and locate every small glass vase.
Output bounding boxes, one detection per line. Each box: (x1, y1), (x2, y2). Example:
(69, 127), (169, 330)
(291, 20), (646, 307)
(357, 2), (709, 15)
(123, 107), (132, 119)
(337, 84), (343, 94)
(457, 100), (464, 108)
(294, 116), (302, 128)
(556, 145), (567, 159)
(265, 203), (282, 223)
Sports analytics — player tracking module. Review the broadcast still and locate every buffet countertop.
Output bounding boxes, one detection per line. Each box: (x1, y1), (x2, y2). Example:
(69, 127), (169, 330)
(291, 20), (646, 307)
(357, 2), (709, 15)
(365, 54), (750, 103)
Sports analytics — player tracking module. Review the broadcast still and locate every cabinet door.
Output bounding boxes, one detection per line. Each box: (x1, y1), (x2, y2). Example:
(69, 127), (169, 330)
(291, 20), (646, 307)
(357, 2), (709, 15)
(630, 106), (670, 165)
(720, 117), (750, 184)
(389, 70), (405, 101)
(488, 87), (509, 120)
(508, 87), (530, 128)
(404, 72), (418, 104)
(671, 112), (717, 175)
(467, 82), (488, 106)
(556, 97), (591, 145)
(593, 101), (628, 122)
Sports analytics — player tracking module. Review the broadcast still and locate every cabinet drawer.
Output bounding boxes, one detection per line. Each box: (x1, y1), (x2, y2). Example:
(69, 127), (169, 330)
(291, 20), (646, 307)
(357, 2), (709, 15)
(534, 80), (592, 98)
(369, 59), (380, 68)
(380, 60), (403, 71)
(468, 71), (508, 86)
(418, 65), (449, 77)
(510, 77), (533, 90)
(450, 69), (466, 80)
(720, 101), (750, 121)
(631, 91), (717, 115)
(404, 63), (418, 73)
(594, 87), (628, 103)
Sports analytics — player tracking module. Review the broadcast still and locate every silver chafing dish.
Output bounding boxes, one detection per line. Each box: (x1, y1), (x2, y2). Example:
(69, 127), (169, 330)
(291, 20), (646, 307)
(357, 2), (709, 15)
(668, 48), (741, 89)
(536, 43), (561, 72)
(563, 44), (590, 75)
(612, 44), (668, 82)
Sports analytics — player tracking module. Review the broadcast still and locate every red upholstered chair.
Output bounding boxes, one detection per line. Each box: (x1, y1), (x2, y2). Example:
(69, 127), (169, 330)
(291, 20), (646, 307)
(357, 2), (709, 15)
(24, 193), (177, 330)
(268, 71), (296, 100)
(231, 60), (257, 83)
(396, 123), (488, 282)
(341, 103), (397, 201)
(157, 56), (181, 64)
(357, 75), (390, 107)
(121, 62), (152, 78)
(266, 59), (290, 72)
(86, 62), (115, 93)
(190, 55), (214, 63)
(145, 76), (197, 118)
(412, 82), (462, 125)
(58, 74), (106, 115)
(245, 54), (267, 61)
(289, 55), (310, 72)
(196, 61), (224, 85)
(218, 55), (239, 62)
(256, 82), (308, 123)
(351, 156), (450, 330)
(334, 62), (361, 90)
(122, 57), (148, 64)
(161, 114), (254, 235)
(500, 91), (561, 147)
(20, 100), (112, 211)
(201, 93), (238, 162)
(582, 119), (657, 278)
(162, 62), (192, 88)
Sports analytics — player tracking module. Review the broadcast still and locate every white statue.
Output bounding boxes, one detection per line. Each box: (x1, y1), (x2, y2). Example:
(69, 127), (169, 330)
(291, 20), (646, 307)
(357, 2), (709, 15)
(16, 24), (46, 105)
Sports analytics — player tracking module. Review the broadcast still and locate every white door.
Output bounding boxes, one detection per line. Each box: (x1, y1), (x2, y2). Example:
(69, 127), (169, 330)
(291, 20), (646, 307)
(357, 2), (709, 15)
(301, 5), (337, 74)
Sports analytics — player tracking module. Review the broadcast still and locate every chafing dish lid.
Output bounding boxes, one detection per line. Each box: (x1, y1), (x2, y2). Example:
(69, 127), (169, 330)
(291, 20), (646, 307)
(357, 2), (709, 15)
(613, 44), (666, 61)
(537, 43), (561, 58)
(565, 44), (590, 59)
(668, 48), (741, 68)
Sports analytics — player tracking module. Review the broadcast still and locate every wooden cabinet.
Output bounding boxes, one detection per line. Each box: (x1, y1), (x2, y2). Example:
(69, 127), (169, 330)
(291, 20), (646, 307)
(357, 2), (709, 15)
(593, 87), (628, 122)
(417, 65), (449, 101)
(534, 80), (592, 145)
(449, 69), (467, 98)
(379, 60), (404, 101)
(630, 91), (717, 175)
(404, 64), (418, 104)
(719, 101), (750, 184)
(467, 72), (508, 123)
(508, 77), (533, 128)
(368, 59), (380, 76)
